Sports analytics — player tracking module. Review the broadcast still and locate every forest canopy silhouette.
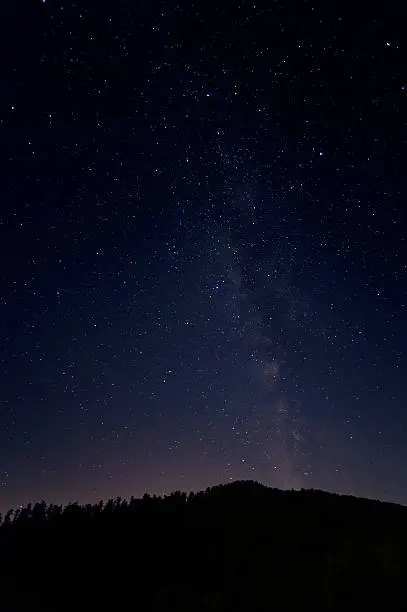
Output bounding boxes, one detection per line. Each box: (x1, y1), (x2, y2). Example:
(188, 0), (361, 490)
(1, 480), (406, 610)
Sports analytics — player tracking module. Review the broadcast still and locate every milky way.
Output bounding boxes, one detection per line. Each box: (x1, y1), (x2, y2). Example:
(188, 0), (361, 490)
(0, 0), (406, 511)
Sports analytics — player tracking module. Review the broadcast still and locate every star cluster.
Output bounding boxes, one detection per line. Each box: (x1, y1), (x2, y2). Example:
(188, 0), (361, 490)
(0, 0), (406, 511)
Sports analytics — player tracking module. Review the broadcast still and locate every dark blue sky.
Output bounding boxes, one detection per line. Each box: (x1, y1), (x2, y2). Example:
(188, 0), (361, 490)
(1, 0), (406, 511)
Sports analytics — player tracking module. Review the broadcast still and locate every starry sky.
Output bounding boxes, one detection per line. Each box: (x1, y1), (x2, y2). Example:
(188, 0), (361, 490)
(1, 0), (406, 512)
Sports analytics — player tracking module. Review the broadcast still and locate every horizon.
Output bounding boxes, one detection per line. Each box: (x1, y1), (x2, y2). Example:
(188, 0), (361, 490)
(2, 477), (405, 516)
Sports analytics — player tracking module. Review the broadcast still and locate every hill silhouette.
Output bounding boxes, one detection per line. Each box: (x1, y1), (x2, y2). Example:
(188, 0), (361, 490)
(1, 480), (406, 610)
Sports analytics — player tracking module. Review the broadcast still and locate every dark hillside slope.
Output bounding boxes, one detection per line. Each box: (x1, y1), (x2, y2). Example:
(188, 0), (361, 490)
(1, 480), (406, 610)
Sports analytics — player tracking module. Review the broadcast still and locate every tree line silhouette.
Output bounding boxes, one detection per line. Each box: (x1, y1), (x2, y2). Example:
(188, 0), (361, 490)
(1, 480), (407, 610)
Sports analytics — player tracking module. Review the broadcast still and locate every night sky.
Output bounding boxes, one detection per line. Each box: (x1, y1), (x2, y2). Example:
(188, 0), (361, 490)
(1, 0), (406, 512)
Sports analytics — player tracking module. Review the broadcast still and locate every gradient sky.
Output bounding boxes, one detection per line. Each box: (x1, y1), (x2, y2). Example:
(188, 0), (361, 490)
(0, 0), (406, 512)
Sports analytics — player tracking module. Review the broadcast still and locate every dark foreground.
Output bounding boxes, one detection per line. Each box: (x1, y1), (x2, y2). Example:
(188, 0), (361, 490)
(1, 480), (407, 610)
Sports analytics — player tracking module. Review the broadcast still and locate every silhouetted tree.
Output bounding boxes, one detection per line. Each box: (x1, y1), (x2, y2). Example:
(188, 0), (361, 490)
(1, 481), (407, 610)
